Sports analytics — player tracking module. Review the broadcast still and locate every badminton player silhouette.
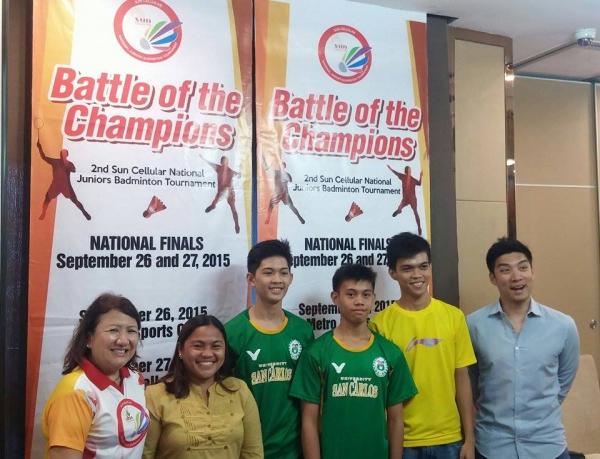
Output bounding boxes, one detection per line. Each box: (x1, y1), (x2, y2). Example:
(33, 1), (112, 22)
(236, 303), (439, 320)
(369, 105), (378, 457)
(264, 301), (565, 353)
(37, 140), (91, 221)
(263, 156), (305, 225)
(389, 164), (422, 235)
(201, 154), (241, 234)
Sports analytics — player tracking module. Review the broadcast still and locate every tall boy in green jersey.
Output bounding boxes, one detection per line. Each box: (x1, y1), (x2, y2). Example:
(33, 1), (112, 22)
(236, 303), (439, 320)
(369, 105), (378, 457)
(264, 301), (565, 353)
(226, 239), (314, 459)
(290, 264), (417, 459)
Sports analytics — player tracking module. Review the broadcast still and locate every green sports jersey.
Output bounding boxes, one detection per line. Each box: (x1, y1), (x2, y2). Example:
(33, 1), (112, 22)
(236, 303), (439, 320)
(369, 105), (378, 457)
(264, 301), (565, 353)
(290, 330), (417, 459)
(225, 309), (314, 459)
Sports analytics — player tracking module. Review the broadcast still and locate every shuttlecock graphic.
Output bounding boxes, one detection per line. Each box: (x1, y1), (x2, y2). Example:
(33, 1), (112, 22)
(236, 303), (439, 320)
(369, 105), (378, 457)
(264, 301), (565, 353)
(345, 201), (363, 222)
(143, 196), (167, 218)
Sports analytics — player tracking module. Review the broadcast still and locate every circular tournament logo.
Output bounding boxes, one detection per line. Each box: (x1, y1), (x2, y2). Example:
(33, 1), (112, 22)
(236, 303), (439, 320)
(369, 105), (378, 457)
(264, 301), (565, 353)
(318, 25), (372, 84)
(114, 0), (183, 63)
(289, 339), (303, 361)
(372, 357), (388, 377)
(117, 398), (150, 448)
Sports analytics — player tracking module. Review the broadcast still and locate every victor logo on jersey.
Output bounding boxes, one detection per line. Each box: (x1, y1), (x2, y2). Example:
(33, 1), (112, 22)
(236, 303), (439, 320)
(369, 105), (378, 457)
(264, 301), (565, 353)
(332, 362), (346, 374)
(289, 339), (302, 360)
(372, 357), (388, 377)
(117, 398), (150, 448)
(246, 349), (261, 361)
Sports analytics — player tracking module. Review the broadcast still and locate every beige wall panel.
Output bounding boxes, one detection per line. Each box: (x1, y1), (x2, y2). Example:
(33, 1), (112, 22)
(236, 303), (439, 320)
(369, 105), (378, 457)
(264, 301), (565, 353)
(596, 84), (600, 226)
(456, 200), (507, 315)
(454, 40), (506, 202)
(516, 186), (600, 365)
(515, 78), (595, 186)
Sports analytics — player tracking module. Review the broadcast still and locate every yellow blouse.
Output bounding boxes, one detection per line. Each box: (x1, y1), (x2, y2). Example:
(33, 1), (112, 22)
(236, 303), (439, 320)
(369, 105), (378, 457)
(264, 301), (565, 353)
(142, 377), (263, 459)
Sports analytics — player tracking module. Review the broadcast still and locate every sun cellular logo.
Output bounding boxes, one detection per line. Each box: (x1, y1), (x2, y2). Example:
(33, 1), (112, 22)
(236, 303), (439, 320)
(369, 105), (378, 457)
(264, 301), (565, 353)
(135, 17), (152, 26)
(318, 25), (372, 84)
(114, 0), (183, 63)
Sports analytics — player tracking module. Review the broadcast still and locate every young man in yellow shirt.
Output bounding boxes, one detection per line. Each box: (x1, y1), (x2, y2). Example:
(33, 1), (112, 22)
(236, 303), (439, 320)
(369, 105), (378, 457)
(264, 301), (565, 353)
(371, 232), (476, 459)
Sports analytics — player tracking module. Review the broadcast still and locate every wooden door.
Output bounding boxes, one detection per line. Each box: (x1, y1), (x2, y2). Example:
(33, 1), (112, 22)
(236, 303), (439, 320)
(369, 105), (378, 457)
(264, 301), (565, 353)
(514, 77), (600, 374)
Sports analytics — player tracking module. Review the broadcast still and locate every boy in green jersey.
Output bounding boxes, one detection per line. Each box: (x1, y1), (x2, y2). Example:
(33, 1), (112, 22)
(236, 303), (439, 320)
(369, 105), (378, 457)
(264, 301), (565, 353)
(226, 239), (314, 459)
(290, 264), (417, 459)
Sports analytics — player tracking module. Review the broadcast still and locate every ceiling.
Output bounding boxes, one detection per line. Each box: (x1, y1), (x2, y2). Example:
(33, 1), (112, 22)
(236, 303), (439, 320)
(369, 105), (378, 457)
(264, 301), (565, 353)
(353, 0), (600, 81)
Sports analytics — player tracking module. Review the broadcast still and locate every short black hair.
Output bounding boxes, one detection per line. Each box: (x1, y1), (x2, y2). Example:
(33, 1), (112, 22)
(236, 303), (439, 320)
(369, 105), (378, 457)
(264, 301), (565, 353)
(332, 264), (377, 292)
(386, 232), (431, 270)
(247, 239), (292, 274)
(486, 237), (533, 273)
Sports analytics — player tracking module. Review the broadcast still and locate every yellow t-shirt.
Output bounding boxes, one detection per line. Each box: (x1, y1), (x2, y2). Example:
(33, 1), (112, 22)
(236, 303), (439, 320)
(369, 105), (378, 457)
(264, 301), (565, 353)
(370, 298), (476, 447)
(143, 377), (263, 459)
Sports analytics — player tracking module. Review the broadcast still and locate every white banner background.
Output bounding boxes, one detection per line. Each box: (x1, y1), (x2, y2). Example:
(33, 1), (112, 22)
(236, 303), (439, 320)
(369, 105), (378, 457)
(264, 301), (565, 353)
(257, 0), (428, 334)
(30, 1), (251, 455)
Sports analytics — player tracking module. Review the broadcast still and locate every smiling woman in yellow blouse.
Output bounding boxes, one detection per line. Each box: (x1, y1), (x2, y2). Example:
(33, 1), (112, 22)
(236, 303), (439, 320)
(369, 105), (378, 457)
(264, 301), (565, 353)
(142, 315), (263, 459)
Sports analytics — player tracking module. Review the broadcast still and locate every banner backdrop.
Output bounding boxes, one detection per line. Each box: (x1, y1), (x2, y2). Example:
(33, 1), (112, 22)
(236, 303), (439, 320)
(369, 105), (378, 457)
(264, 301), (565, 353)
(256, 0), (429, 334)
(27, 1), (252, 456)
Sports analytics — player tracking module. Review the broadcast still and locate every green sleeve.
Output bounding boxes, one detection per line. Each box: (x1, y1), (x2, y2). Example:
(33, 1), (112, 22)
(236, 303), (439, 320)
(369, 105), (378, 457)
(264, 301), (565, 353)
(289, 347), (322, 404)
(225, 320), (241, 363)
(304, 323), (315, 345)
(387, 347), (417, 407)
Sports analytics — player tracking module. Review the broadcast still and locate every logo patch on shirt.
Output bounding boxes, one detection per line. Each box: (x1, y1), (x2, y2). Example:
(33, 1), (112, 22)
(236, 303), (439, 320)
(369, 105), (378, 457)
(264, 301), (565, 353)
(84, 391), (99, 413)
(405, 337), (442, 352)
(289, 339), (302, 360)
(372, 357), (388, 377)
(246, 349), (261, 361)
(332, 362), (346, 374)
(116, 398), (149, 448)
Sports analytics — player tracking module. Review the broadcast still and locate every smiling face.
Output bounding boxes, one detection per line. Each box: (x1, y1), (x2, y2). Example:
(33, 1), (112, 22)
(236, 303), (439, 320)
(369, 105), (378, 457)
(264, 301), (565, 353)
(332, 279), (375, 325)
(490, 252), (534, 307)
(389, 251), (431, 303)
(86, 309), (139, 379)
(179, 325), (226, 386)
(247, 255), (293, 307)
